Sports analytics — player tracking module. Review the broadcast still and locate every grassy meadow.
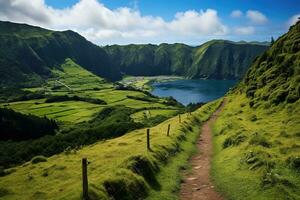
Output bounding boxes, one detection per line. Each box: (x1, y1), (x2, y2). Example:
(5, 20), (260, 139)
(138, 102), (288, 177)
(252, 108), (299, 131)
(2, 59), (181, 126)
(211, 94), (300, 200)
(0, 99), (222, 200)
(0, 58), (185, 169)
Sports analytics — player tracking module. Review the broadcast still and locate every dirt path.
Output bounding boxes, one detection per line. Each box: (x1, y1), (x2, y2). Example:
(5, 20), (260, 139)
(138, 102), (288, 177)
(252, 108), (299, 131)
(179, 101), (225, 200)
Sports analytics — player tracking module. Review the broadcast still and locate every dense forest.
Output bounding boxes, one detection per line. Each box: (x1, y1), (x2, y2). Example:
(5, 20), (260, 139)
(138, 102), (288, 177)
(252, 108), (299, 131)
(0, 108), (58, 141)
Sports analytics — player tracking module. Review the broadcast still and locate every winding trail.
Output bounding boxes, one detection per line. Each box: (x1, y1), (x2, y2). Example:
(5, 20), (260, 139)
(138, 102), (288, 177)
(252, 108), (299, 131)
(179, 101), (225, 200)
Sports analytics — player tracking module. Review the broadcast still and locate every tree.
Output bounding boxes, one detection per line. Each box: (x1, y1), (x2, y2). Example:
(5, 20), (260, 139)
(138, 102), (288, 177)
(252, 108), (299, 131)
(271, 36), (275, 45)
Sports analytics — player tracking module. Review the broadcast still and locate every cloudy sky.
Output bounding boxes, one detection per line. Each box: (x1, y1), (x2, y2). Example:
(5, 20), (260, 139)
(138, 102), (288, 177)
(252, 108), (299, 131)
(0, 0), (299, 45)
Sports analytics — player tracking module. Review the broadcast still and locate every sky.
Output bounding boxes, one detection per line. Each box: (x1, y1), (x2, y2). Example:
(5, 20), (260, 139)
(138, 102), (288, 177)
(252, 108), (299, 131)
(0, 0), (299, 45)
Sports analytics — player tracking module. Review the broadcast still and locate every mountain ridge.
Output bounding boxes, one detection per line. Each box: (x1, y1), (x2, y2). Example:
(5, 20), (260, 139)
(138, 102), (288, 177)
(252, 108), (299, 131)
(0, 20), (268, 88)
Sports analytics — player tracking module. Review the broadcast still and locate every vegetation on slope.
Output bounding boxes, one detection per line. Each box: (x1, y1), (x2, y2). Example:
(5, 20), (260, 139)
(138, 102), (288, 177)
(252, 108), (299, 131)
(0, 100), (221, 200)
(0, 108), (58, 141)
(211, 21), (300, 199)
(0, 20), (268, 88)
(0, 59), (182, 168)
(104, 40), (268, 80)
(0, 21), (117, 87)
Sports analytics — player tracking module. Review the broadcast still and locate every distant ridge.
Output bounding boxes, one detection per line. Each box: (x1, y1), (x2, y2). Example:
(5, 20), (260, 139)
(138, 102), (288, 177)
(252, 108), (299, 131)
(0, 20), (269, 87)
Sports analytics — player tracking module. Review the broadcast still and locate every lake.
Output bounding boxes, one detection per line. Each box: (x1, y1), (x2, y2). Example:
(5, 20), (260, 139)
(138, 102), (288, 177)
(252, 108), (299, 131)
(151, 79), (238, 105)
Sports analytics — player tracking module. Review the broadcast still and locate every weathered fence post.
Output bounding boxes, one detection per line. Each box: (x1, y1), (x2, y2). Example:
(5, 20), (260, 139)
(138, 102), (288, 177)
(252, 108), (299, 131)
(82, 158), (89, 200)
(147, 128), (150, 150)
(179, 114), (181, 123)
(167, 124), (170, 136)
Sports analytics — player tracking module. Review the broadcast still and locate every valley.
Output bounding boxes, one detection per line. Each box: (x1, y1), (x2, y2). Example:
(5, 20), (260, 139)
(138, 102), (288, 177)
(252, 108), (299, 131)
(0, 12), (299, 200)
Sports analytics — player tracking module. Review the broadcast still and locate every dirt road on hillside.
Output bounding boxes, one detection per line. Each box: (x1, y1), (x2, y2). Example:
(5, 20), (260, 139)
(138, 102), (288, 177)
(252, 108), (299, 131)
(179, 101), (225, 200)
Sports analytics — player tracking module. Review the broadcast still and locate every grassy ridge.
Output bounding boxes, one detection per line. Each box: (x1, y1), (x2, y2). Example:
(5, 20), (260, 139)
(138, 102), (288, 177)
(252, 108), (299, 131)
(0, 59), (183, 168)
(0, 100), (222, 200)
(212, 94), (300, 200)
(211, 21), (300, 200)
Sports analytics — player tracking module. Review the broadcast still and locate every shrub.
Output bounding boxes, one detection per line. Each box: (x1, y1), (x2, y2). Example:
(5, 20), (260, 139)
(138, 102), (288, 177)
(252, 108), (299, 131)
(223, 132), (246, 148)
(261, 170), (294, 188)
(31, 156), (47, 164)
(0, 188), (9, 197)
(271, 89), (288, 105)
(243, 150), (274, 170)
(249, 114), (257, 121)
(103, 169), (148, 200)
(249, 133), (271, 148)
(287, 156), (300, 171)
(286, 92), (299, 103)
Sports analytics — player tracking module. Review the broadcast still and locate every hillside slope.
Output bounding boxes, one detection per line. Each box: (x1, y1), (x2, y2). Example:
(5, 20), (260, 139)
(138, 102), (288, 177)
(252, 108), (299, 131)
(0, 99), (221, 200)
(104, 40), (268, 79)
(0, 21), (268, 88)
(212, 21), (300, 199)
(0, 21), (118, 87)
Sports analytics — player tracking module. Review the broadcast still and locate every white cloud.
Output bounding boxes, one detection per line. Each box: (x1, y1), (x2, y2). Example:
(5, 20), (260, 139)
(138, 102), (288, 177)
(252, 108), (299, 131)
(1, 0), (263, 44)
(287, 14), (300, 26)
(230, 10), (242, 18)
(169, 9), (228, 36)
(234, 26), (255, 35)
(246, 10), (268, 24)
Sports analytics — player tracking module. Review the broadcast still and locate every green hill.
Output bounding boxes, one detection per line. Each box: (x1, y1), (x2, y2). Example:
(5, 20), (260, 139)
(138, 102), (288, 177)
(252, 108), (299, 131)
(0, 20), (268, 88)
(0, 21), (118, 87)
(104, 40), (268, 79)
(211, 21), (300, 199)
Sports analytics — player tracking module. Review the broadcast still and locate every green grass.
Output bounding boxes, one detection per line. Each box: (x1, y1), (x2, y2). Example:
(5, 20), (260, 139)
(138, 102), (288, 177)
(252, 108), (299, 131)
(3, 99), (103, 124)
(147, 99), (222, 200)
(1, 59), (180, 126)
(211, 94), (300, 200)
(0, 100), (221, 200)
(131, 109), (179, 123)
(119, 76), (183, 91)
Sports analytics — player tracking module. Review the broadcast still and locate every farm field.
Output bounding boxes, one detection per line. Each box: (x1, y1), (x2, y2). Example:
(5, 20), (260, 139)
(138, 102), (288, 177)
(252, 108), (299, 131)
(1, 59), (181, 125)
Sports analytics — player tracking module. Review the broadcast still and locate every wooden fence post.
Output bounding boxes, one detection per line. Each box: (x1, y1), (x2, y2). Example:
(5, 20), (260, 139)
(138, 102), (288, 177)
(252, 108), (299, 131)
(167, 124), (170, 136)
(179, 114), (181, 123)
(147, 129), (150, 150)
(82, 158), (89, 200)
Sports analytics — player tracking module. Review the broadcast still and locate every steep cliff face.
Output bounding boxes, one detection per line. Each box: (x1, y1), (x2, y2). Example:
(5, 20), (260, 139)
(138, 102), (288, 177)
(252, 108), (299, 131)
(104, 40), (268, 79)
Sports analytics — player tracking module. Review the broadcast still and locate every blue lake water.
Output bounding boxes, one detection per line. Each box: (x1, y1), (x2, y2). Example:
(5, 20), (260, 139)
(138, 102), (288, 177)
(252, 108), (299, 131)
(151, 79), (238, 105)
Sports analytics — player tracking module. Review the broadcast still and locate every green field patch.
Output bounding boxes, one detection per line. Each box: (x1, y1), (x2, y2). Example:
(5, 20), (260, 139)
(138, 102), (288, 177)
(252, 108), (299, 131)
(0, 100), (221, 200)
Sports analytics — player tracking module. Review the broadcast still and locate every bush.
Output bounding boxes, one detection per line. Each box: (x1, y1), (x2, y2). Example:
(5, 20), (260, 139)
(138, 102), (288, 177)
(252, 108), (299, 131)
(249, 133), (271, 148)
(103, 169), (148, 200)
(271, 89), (288, 105)
(261, 170), (294, 188)
(243, 150), (274, 170)
(249, 114), (257, 121)
(31, 156), (47, 164)
(287, 156), (300, 171)
(0, 188), (10, 197)
(223, 132), (246, 148)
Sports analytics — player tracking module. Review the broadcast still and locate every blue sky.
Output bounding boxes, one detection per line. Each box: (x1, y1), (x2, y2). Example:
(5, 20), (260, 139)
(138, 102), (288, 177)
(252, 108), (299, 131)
(1, 0), (299, 45)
